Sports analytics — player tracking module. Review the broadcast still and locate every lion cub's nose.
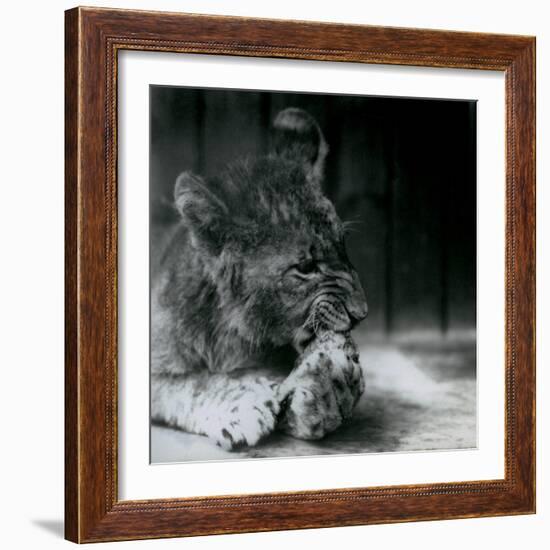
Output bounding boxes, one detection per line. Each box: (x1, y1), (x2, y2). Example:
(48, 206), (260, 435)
(346, 271), (368, 323)
(351, 300), (368, 322)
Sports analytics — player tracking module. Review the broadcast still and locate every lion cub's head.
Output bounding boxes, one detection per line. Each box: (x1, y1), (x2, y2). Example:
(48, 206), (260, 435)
(173, 108), (367, 353)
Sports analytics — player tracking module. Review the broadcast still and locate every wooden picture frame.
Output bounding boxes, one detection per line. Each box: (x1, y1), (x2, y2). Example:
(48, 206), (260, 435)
(65, 6), (536, 543)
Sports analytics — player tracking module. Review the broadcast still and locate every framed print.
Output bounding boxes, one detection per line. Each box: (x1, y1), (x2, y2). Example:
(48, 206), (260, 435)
(64, 6), (536, 543)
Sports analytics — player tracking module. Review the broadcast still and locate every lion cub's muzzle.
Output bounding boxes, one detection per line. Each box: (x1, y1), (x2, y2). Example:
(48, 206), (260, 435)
(295, 269), (367, 352)
(310, 270), (368, 333)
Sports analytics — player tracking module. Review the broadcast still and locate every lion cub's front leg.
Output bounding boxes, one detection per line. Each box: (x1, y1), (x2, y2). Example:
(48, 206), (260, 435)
(151, 372), (280, 450)
(277, 332), (364, 440)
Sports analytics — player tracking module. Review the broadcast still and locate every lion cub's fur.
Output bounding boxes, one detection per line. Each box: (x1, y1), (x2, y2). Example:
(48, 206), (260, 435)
(151, 108), (368, 450)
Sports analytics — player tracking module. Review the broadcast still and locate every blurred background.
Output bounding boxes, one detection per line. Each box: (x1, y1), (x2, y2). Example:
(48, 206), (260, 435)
(150, 86), (476, 339)
(150, 86), (477, 461)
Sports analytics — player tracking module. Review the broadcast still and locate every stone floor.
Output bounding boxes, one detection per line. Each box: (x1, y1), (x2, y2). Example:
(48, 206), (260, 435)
(151, 335), (476, 463)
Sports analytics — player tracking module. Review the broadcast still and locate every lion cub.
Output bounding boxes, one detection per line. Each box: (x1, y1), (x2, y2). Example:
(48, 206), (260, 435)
(151, 108), (368, 450)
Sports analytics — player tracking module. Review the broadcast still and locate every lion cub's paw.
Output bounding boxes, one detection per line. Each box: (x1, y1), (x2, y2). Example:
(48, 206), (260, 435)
(277, 332), (364, 440)
(212, 377), (280, 451)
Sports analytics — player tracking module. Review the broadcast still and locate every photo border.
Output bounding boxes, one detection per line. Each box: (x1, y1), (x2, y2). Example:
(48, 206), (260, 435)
(65, 6), (535, 542)
(120, 53), (504, 496)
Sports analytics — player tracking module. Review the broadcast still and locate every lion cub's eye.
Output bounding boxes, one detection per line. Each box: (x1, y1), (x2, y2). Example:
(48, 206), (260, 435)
(294, 259), (317, 276)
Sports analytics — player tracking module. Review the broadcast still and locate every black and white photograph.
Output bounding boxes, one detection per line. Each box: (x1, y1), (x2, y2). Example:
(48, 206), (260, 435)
(149, 85), (477, 463)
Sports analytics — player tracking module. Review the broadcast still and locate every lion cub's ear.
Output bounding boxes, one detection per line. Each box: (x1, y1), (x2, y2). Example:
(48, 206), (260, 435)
(271, 107), (329, 185)
(174, 171), (228, 250)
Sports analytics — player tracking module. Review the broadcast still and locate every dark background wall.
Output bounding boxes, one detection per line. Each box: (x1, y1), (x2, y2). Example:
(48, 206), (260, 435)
(150, 86), (476, 336)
